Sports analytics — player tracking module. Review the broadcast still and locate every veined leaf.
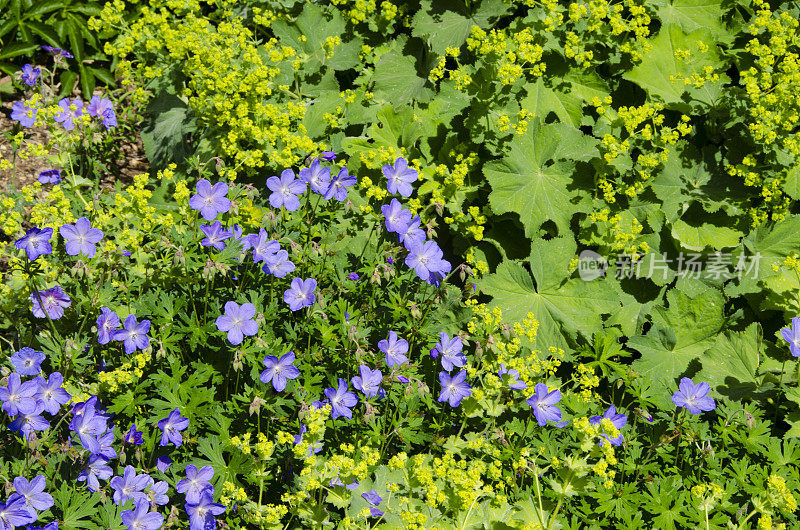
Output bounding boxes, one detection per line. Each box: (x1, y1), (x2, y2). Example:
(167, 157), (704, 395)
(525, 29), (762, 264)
(697, 323), (762, 398)
(481, 238), (618, 350)
(652, 0), (730, 41)
(372, 43), (433, 106)
(484, 119), (597, 237)
(670, 219), (742, 251)
(624, 24), (728, 109)
(630, 285), (725, 396)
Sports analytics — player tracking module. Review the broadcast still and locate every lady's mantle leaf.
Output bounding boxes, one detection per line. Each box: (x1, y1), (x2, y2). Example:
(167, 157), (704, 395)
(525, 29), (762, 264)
(484, 120), (597, 237)
(480, 238), (618, 350)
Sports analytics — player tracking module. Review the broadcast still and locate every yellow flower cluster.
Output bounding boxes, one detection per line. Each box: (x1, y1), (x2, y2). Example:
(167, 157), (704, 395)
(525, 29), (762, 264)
(408, 451), (498, 510)
(772, 254), (800, 273)
(29, 185), (75, 231)
(730, 0), (800, 225)
(230, 431), (275, 459)
(219, 480), (248, 507)
(691, 482), (724, 511)
(588, 210), (649, 258)
(595, 103), (690, 212)
(465, 25), (545, 86)
(573, 364), (599, 401)
(98, 353), (148, 393)
(537, 0), (652, 65)
(572, 416), (618, 489)
(96, 0), (323, 173)
(766, 474), (798, 513)
(0, 195), (22, 236)
(329, 0), (377, 25)
(252, 7), (277, 28)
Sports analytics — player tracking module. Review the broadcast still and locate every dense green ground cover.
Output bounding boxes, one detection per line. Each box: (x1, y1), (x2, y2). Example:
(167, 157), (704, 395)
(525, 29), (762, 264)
(1, 0), (800, 528)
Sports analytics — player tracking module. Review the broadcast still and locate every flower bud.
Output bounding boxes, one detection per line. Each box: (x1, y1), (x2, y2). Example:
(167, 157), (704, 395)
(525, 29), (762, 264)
(250, 396), (266, 416)
(173, 246), (186, 267)
(364, 403), (377, 424)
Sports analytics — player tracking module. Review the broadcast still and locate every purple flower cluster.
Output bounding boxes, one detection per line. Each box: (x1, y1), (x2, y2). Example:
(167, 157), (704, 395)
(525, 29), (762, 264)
(10, 100), (38, 128)
(379, 331), (408, 367)
(200, 221), (231, 250)
(38, 169), (62, 185)
(41, 45), (73, 58)
(0, 475), (53, 528)
(70, 399), (204, 528)
(431, 332), (466, 371)
(380, 198), (451, 285)
(17, 218), (105, 262)
(323, 378), (359, 419)
(267, 169), (307, 211)
(216, 301), (258, 345)
(438, 370), (472, 407)
(362, 489), (385, 517)
(189, 179), (231, 221)
(158, 408), (190, 447)
(93, 307), (151, 353)
(1, 377), (227, 530)
(60, 217), (104, 257)
(671, 378), (716, 415)
(188, 180), (300, 281)
(87, 96), (118, 130)
(15, 227), (53, 261)
(383, 157), (418, 197)
(0, 368), (69, 441)
(31, 286), (71, 320)
(284, 277), (317, 311)
(352, 364), (385, 399)
(54, 97), (84, 131)
(20, 64), (40, 86)
(527, 383), (563, 426)
(10, 347), (45, 376)
(177, 465), (225, 530)
(781, 317), (800, 357)
(274, 156), (356, 206)
(260, 351), (300, 391)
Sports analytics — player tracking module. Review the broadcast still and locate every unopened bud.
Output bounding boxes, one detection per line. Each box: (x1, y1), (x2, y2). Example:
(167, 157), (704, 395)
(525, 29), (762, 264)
(745, 411), (755, 429)
(173, 246), (186, 267)
(71, 259), (87, 279)
(250, 396), (266, 416)
(364, 403), (377, 424)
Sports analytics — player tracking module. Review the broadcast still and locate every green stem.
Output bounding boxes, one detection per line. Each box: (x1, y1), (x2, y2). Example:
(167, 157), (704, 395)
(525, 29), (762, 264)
(546, 469), (573, 530)
(533, 466), (546, 528)
(737, 508), (759, 530)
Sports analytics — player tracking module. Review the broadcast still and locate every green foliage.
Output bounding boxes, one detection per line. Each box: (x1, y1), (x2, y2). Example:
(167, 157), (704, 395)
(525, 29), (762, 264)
(4, 0), (800, 527)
